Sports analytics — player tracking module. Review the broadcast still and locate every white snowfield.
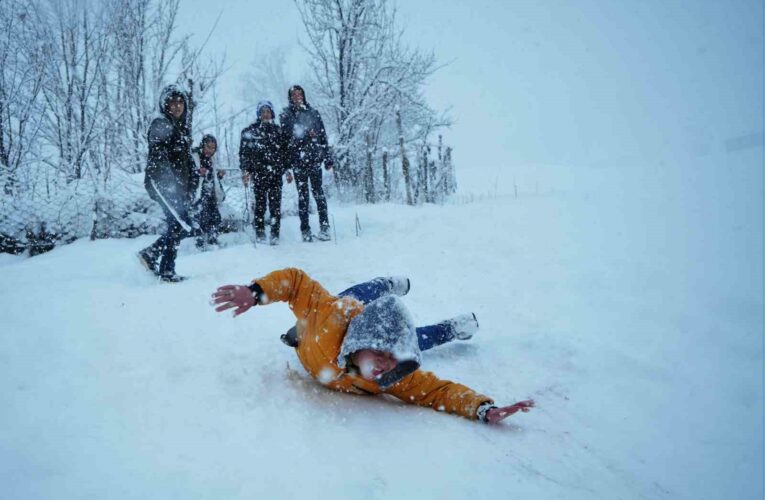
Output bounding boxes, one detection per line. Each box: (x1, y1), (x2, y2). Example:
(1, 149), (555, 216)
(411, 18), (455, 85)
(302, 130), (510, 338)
(1, 152), (762, 499)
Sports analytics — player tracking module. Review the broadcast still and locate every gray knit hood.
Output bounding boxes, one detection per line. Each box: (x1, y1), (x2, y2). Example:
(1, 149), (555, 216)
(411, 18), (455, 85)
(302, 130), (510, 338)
(256, 100), (275, 121)
(337, 295), (422, 389)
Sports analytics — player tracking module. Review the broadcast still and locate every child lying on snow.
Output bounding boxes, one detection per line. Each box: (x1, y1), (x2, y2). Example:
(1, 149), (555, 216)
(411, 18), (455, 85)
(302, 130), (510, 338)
(211, 268), (534, 424)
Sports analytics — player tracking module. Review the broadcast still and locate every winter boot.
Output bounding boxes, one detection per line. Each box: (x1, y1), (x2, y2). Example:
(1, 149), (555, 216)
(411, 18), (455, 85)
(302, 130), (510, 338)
(255, 230), (267, 245)
(316, 226), (331, 241)
(159, 272), (187, 283)
(137, 248), (160, 274)
(449, 313), (479, 340)
(301, 231), (313, 243)
(387, 276), (411, 296)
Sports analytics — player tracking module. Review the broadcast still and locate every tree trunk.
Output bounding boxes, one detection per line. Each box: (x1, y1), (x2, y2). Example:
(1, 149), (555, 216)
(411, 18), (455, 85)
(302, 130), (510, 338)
(446, 146), (455, 193)
(421, 145), (430, 203)
(396, 110), (413, 205)
(187, 77), (194, 138)
(365, 134), (375, 203)
(0, 95), (7, 169)
(0, 94), (11, 195)
(382, 150), (390, 202)
(429, 160), (436, 202)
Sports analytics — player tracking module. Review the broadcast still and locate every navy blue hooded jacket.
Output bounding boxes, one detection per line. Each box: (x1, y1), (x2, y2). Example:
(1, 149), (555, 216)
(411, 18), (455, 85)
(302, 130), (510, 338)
(279, 85), (329, 167)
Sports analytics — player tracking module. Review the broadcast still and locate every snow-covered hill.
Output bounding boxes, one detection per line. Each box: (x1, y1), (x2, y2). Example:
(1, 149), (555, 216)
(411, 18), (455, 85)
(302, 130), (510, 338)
(1, 151), (762, 499)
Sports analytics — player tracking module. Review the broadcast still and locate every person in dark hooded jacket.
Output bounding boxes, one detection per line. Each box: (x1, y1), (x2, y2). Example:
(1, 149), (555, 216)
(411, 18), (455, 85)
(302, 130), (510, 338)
(279, 85), (332, 242)
(240, 100), (286, 245)
(191, 134), (226, 249)
(211, 268), (535, 424)
(138, 84), (198, 282)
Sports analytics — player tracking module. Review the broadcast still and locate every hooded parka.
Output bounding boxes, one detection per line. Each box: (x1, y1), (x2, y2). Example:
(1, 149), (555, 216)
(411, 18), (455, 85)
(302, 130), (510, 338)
(145, 85), (196, 212)
(279, 86), (329, 167)
(252, 268), (494, 420)
(278, 86), (331, 237)
(139, 84), (197, 278)
(240, 100), (285, 239)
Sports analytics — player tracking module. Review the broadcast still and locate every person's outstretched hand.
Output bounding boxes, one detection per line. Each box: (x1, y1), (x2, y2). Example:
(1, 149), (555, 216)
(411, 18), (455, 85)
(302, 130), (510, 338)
(485, 399), (535, 424)
(212, 285), (255, 316)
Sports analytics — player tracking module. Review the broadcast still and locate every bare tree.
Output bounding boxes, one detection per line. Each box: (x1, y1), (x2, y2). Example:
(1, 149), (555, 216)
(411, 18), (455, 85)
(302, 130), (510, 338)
(1, 0), (228, 250)
(243, 46), (296, 112)
(103, 0), (223, 173)
(395, 108), (413, 204)
(0, 0), (47, 195)
(37, 0), (112, 182)
(295, 0), (449, 200)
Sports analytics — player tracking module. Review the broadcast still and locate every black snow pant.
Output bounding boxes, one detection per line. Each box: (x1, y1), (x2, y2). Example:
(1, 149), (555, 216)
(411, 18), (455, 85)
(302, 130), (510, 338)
(294, 165), (328, 235)
(143, 177), (193, 276)
(195, 194), (222, 246)
(253, 170), (283, 239)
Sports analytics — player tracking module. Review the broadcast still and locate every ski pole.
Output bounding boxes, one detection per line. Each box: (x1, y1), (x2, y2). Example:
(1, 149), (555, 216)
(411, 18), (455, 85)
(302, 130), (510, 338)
(243, 183), (256, 248)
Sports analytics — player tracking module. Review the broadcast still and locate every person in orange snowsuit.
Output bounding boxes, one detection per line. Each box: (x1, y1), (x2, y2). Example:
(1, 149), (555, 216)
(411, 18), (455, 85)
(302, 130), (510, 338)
(212, 268), (534, 423)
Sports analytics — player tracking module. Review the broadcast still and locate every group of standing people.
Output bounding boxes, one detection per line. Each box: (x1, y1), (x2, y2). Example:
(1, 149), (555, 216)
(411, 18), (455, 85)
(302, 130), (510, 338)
(241, 86), (333, 245)
(138, 83), (332, 282)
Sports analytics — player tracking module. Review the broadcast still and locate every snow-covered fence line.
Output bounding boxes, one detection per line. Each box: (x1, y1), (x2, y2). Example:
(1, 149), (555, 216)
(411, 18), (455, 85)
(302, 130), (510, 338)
(0, 146), (457, 256)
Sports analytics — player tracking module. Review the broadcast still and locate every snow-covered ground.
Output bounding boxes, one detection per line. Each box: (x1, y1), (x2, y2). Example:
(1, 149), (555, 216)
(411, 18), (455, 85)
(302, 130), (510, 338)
(1, 149), (762, 499)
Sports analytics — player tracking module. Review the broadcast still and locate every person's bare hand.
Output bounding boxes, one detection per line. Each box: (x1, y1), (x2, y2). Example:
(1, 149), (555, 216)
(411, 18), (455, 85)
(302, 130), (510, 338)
(199, 167), (209, 176)
(242, 173), (250, 186)
(285, 171), (294, 184)
(485, 400), (535, 424)
(212, 285), (255, 316)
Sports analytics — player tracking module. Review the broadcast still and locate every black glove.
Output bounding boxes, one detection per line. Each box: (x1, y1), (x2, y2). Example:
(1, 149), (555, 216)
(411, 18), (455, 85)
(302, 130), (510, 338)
(247, 282), (265, 304)
(280, 325), (299, 348)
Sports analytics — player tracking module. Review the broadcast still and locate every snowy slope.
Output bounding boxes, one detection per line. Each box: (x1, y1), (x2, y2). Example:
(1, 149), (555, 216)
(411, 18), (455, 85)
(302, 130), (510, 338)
(1, 151), (762, 499)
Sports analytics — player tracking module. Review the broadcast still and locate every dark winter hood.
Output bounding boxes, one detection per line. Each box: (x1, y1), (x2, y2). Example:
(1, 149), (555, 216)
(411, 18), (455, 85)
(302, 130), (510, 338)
(193, 134), (217, 157)
(287, 84), (310, 108)
(338, 295), (422, 389)
(158, 84), (188, 120)
(256, 100), (275, 120)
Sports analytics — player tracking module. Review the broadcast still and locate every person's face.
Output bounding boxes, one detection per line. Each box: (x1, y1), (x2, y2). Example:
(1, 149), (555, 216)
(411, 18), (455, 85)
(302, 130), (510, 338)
(259, 107), (273, 122)
(202, 141), (217, 158)
(352, 349), (397, 380)
(167, 96), (185, 119)
(290, 88), (304, 106)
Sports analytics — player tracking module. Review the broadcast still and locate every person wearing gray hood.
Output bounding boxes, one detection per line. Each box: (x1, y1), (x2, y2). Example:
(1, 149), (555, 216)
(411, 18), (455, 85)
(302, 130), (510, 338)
(138, 84), (199, 282)
(212, 268), (535, 424)
(240, 100), (286, 245)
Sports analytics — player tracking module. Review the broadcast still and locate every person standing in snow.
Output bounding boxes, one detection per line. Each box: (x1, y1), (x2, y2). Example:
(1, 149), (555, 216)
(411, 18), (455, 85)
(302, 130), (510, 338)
(240, 100), (286, 245)
(191, 134), (226, 250)
(138, 84), (198, 283)
(279, 85), (332, 242)
(211, 268), (535, 423)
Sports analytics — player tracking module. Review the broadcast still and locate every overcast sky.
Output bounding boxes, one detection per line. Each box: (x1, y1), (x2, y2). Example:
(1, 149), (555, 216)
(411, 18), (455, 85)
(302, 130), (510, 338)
(177, 0), (764, 172)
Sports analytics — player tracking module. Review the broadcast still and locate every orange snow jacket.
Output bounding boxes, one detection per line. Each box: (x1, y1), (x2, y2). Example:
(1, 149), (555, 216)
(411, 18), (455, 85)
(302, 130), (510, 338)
(253, 268), (493, 420)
